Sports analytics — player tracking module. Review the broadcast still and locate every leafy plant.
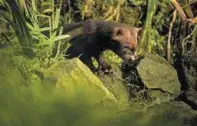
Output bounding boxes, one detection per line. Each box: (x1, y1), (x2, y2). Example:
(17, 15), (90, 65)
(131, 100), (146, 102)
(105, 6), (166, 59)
(0, 0), (33, 57)
(0, 0), (70, 70)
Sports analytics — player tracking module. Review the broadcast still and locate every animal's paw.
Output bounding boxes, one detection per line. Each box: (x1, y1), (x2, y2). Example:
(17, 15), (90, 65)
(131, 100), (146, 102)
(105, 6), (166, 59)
(93, 66), (113, 75)
(101, 65), (113, 75)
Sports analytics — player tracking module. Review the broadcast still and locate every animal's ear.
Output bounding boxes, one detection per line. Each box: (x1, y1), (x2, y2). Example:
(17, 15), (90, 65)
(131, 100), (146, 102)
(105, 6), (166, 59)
(135, 27), (142, 33)
(114, 27), (125, 36)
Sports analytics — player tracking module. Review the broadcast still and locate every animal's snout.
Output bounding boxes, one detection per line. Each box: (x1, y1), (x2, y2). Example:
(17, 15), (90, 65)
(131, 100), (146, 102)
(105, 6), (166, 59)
(123, 43), (132, 48)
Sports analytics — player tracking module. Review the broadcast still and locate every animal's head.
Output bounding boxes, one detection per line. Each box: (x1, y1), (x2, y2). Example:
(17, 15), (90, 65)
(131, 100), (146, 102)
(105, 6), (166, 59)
(111, 26), (142, 61)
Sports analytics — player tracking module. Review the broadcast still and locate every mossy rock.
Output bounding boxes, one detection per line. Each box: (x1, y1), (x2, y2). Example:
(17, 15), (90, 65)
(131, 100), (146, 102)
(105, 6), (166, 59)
(98, 74), (130, 108)
(42, 58), (117, 105)
(0, 50), (25, 86)
(137, 54), (181, 95)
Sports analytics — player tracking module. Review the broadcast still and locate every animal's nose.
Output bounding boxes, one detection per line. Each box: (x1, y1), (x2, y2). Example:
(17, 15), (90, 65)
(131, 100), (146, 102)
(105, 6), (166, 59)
(123, 43), (131, 48)
(123, 43), (135, 52)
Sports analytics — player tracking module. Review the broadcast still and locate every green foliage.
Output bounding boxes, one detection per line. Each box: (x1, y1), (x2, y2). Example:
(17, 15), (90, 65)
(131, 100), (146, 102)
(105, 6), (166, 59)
(0, 0), (33, 57)
(152, 0), (171, 32)
(120, 5), (141, 26)
(127, 0), (145, 6)
(148, 28), (166, 54)
(103, 50), (122, 68)
(138, 0), (172, 54)
(0, 0), (70, 68)
(138, 0), (157, 53)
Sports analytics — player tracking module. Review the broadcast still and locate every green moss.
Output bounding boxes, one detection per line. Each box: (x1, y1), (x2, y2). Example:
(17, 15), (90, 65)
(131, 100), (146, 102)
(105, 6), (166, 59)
(42, 58), (117, 104)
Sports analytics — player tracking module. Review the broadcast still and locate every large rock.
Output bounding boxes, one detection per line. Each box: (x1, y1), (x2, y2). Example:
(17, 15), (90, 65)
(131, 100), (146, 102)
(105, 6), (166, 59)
(137, 54), (181, 95)
(98, 74), (130, 107)
(42, 58), (117, 104)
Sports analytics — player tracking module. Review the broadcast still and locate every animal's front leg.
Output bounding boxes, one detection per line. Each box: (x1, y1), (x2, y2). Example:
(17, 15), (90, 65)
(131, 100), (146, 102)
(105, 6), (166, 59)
(95, 54), (113, 74)
(80, 54), (97, 72)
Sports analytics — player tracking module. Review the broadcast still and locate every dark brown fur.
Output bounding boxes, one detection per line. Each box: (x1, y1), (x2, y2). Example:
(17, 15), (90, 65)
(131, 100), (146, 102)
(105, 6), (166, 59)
(64, 19), (141, 73)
